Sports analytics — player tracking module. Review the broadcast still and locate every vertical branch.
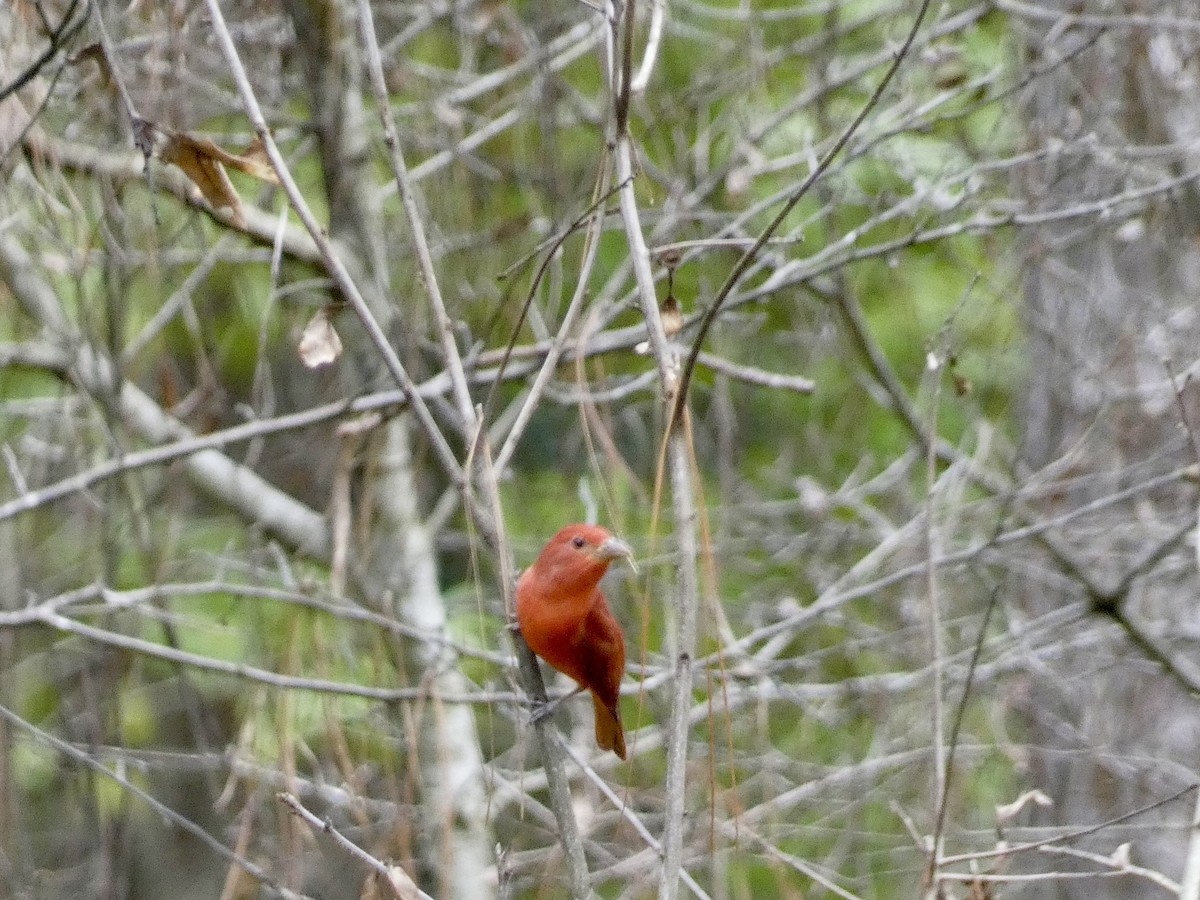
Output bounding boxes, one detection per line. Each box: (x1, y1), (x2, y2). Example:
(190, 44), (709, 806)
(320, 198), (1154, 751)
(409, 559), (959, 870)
(920, 360), (947, 899)
(470, 424), (596, 900)
(609, 5), (700, 899)
(658, 427), (700, 900)
(357, 16), (596, 875)
(361, 2), (604, 892)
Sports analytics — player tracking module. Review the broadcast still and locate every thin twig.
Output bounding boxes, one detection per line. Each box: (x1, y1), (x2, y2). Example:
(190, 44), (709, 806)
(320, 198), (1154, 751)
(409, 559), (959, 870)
(0, 0), (85, 104)
(630, 0), (666, 93)
(26, 605), (503, 702)
(278, 792), (434, 900)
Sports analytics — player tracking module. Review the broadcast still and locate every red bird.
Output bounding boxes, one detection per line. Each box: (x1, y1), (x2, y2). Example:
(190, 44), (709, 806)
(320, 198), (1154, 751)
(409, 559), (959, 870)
(515, 524), (633, 759)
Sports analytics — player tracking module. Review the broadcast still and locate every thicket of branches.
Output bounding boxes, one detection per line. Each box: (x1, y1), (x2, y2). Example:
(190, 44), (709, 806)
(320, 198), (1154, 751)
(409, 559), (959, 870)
(2, 1), (1200, 898)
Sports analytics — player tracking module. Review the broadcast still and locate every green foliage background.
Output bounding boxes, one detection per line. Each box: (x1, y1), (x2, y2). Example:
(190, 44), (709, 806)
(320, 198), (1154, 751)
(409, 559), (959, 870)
(10, 0), (1175, 897)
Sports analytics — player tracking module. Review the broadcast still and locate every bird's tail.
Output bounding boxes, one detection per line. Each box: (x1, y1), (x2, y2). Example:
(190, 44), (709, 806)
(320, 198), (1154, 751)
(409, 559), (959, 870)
(593, 693), (626, 760)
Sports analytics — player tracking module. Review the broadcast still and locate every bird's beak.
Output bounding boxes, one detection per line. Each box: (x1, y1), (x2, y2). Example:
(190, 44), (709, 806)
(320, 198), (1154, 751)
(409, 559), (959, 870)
(596, 536), (637, 573)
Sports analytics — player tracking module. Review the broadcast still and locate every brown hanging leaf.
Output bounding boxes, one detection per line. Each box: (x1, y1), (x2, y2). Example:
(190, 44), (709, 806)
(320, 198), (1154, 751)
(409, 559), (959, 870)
(159, 131), (246, 225)
(171, 131), (281, 184)
(235, 135), (279, 182)
(157, 129), (281, 227)
(298, 308), (343, 368)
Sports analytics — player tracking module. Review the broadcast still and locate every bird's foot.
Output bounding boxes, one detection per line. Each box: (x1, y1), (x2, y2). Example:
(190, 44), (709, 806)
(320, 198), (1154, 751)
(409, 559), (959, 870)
(528, 684), (585, 725)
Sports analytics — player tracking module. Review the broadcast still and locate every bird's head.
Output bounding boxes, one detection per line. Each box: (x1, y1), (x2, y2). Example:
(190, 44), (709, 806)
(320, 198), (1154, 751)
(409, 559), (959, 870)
(531, 524), (635, 593)
(552, 524), (634, 563)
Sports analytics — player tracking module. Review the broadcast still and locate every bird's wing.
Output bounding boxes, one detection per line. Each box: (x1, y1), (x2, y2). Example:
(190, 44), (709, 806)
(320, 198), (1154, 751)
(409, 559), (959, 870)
(578, 594), (625, 712)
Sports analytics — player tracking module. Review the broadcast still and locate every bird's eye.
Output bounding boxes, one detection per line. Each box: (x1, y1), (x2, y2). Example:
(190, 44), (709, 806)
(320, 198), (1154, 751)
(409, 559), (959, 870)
(571, 536), (586, 549)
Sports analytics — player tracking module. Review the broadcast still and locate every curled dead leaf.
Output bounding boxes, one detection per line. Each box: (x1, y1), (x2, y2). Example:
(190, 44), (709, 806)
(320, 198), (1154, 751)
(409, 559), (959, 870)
(237, 136), (278, 182)
(298, 308), (343, 368)
(159, 132), (245, 225)
(156, 128), (281, 227)
(165, 130), (280, 183)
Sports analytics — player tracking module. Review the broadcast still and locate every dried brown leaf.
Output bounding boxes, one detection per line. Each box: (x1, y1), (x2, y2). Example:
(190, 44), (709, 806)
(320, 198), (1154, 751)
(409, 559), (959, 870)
(158, 131), (245, 226)
(298, 309), (343, 368)
(156, 129), (281, 226)
(173, 131), (280, 184)
(235, 135), (279, 182)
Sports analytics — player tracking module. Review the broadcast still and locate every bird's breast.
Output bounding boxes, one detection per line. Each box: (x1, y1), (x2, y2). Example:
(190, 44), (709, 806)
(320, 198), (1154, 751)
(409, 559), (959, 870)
(516, 575), (596, 683)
